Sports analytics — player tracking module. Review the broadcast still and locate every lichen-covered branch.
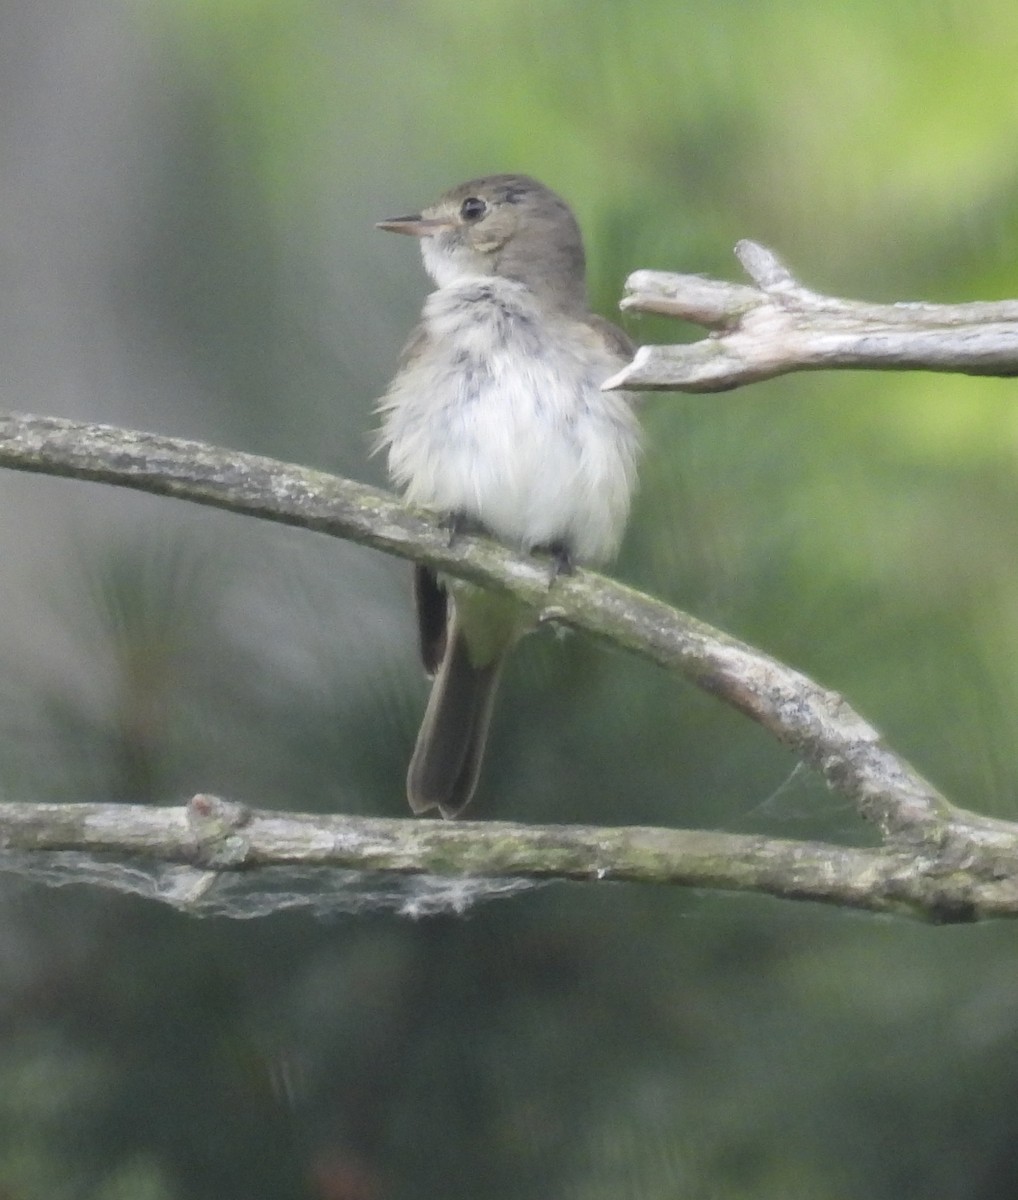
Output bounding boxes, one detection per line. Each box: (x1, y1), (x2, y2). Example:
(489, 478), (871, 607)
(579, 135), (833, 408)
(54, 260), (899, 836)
(1, 408), (1018, 918)
(0, 794), (1014, 923)
(0, 413), (953, 831)
(605, 240), (1018, 392)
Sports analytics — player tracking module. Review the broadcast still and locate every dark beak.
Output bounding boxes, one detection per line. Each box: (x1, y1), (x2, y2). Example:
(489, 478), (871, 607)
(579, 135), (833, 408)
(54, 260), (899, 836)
(376, 214), (452, 237)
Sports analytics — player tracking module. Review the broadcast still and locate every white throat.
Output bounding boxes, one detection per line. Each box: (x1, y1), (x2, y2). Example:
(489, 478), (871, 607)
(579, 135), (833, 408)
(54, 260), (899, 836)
(420, 236), (491, 290)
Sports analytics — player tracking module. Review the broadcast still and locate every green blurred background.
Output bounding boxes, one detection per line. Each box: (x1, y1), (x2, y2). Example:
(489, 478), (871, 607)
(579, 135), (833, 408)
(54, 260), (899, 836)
(2, 0), (1018, 1196)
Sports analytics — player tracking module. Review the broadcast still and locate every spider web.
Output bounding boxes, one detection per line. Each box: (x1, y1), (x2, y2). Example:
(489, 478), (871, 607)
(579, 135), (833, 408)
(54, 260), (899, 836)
(0, 851), (542, 918)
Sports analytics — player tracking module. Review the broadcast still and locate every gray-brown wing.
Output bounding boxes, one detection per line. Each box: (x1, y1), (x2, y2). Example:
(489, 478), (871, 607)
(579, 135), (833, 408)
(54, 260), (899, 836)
(413, 564), (448, 677)
(585, 313), (636, 364)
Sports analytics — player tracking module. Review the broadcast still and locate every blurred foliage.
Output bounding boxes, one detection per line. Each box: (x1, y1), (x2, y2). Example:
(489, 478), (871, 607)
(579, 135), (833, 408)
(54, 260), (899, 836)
(2, 0), (1018, 1197)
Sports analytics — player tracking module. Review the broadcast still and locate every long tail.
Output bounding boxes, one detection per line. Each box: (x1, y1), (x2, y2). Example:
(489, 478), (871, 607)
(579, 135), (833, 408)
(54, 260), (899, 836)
(407, 617), (505, 819)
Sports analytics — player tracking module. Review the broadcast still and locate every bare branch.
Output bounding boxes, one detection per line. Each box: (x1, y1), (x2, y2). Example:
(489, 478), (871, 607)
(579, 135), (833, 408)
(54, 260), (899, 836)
(0, 794), (1014, 923)
(0, 414), (949, 828)
(1, 409), (1017, 917)
(606, 240), (1018, 392)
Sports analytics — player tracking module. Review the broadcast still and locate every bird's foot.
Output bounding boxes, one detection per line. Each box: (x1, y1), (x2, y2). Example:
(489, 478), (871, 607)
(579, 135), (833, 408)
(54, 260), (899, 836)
(546, 540), (574, 584)
(441, 510), (478, 548)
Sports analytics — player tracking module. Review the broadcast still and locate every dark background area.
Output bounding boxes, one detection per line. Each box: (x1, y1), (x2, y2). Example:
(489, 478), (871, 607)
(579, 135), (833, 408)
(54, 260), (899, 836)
(2, 1), (1018, 1196)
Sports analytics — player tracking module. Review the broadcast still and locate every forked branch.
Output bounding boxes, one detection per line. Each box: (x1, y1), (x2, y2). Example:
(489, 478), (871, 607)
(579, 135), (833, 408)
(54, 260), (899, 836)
(605, 241), (1018, 392)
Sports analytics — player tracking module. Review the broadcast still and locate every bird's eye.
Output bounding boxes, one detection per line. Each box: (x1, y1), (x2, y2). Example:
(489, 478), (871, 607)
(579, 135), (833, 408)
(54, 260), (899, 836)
(459, 196), (487, 222)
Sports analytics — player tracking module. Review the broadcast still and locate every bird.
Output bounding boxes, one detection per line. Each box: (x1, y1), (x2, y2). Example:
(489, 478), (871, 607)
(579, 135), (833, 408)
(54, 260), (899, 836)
(376, 174), (641, 818)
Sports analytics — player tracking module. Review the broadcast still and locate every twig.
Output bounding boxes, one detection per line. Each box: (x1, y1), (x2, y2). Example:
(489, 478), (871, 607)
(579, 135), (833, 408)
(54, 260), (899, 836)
(605, 240), (1018, 392)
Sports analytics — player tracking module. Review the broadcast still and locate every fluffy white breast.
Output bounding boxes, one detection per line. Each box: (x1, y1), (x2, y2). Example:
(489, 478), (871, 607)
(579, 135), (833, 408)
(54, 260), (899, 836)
(378, 277), (640, 565)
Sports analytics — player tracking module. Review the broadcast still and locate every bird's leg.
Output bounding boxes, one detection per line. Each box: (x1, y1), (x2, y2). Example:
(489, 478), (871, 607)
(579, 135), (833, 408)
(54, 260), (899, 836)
(441, 510), (474, 548)
(546, 540), (574, 583)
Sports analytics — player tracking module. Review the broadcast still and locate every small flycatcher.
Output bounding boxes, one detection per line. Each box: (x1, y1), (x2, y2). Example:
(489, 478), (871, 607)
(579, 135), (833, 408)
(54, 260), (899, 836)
(376, 174), (641, 817)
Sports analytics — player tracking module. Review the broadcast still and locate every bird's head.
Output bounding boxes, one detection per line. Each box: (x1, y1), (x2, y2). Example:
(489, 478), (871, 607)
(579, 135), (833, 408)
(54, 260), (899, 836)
(378, 174), (588, 311)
